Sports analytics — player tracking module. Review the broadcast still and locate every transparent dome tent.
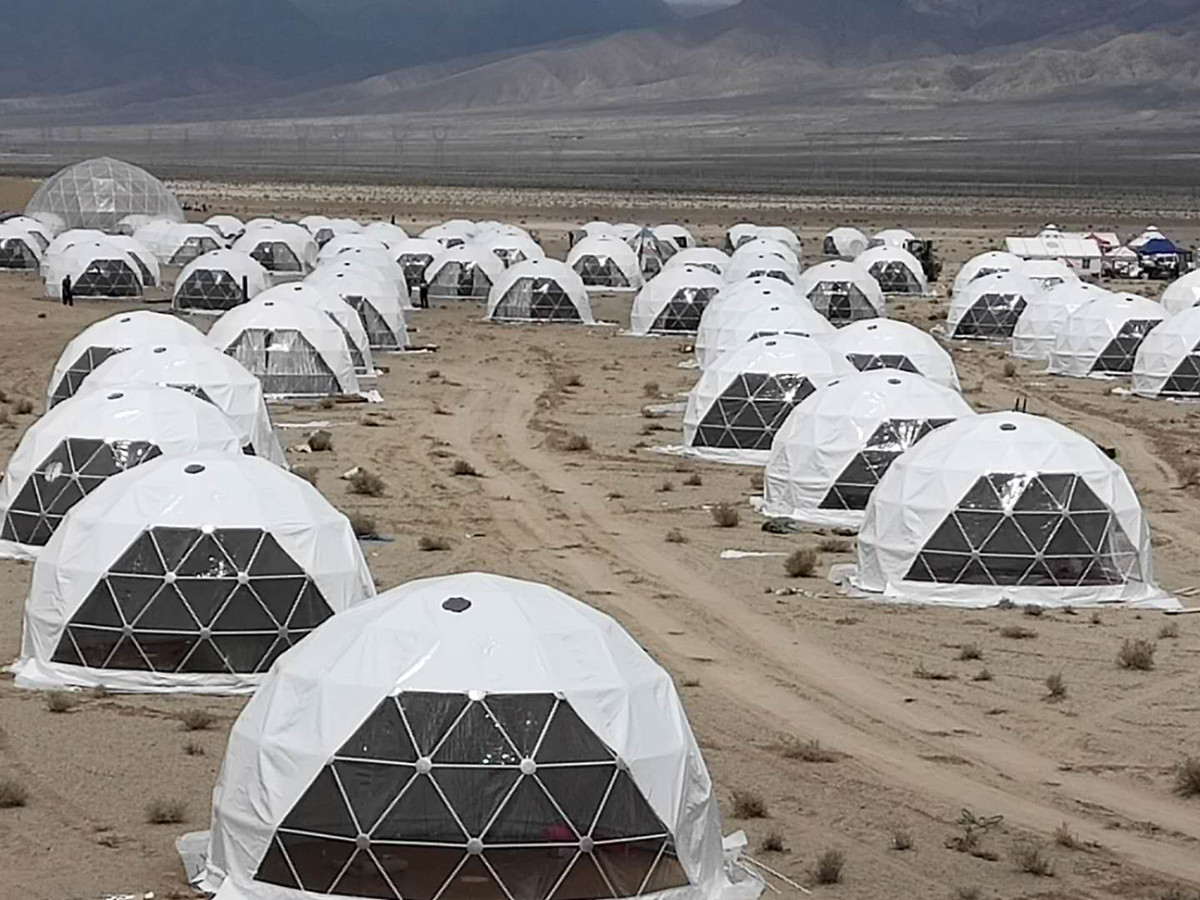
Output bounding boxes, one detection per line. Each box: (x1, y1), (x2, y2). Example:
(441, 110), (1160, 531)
(26, 158), (184, 233)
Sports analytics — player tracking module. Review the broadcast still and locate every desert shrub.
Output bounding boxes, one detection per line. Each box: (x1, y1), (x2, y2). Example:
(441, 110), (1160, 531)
(811, 849), (845, 884)
(784, 548), (818, 578)
(683, 473), (703, 487)
(731, 789), (767, 819)
(349, 469), (386, 497)
(665, 529), (688, 544)
(418, 535), (452, 552)
(958, 643), (983, 661)
(319, 396), (336, 410)
(1054, 822), (1081, 849)
(307, 429), (333, 452)
(749, 472), (764, 492)
(1003, 361), (1017, 378)
(1091, 612), (1103, 625)
(1012, 842), (1054, 876)
(348, 512), (378, 539)
(996, 597), (1015, 610)
(973, 668), (994, 682)
(45, 691), (76, 714)
(643, 381), (661, 398)
(145, 798), (187, 825)
(561, 433), (591, 452)
(818, 538), (851, 553)
(1117, 638), (1156, 671)
(1000, 625), (1037, 640)
(892, 829), (914, 851)
(562, 373), (583, 388)
(1174, 757), (1200, 798)
(451, 459), (479, 477)
(178, 708), (216, 731)
(780, 739), (841, 763)
(657, 480), (675, 493)
(183, 741), (206, 757)
(711, 502), (740, 528)
(0, 778), (28, 809)
(1158, 622), (1180, 640)
(955, 889), (982, 900)
(1044, 673), (1067, 701)
(13, 398), (33, 415)
(760, 830), (785, 853)
(292, 465), (319, 487)
(1023, 604), (1045, 617)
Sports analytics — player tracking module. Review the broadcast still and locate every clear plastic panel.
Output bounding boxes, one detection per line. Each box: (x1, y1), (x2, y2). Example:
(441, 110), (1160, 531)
(224, 328), (340, 396)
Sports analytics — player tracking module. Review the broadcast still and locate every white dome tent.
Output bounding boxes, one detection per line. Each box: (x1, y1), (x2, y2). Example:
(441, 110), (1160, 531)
(628, 227), (677, 279)
(870, 228), (915, 249)
(425, 246), (505, 303)
(1021, 260), (1079, 293)
(694, 280), (827, 370)
(822, 319), (961, 391)
(683, 335), (852, 465)
(851, 412), (1172, 608)
(47, 311), (206, 408)
(311, 257), (413, 312)
(486, 259), (593, 324)
(360, 221), (409, 248)
(45, 239), (145, 300)
(950, 251), (1024, 299)
(1011, 282), (1111, 362)
(208, 296), (361, 399)
(41, 228), (106, 277)
(13, 452), (375, 693)
(856, 245), (928, 296)
(233, 224), (319, 277)
(723, 251), (800, 288)
(1048, 293), (1165, 378)
(480, 231), (545, 267)
(753, 226), (801, 256)
(134, 221), (222, 266)
(568, 236), (643, 292)
(317, 234), (390, 264)
(664, 248), (730, 278)
(175, 250), (270, 315)
(725, 223), (761, 251)
(2, 215), (52, 250)
(1161, 269), (1200, 316)
(206, 215), (246, 246)
(393, 238), (444, 300)
(0, 223), (43, 270)
(252, 283), (375, 376)
(630, 265), (724, 335)
(1133, 306), (1200, 399)
(25, 157), (184, 232)
(422, 221), (476, 247)
(653, 223), (695, 251)
(79, 344), (286, 466)
(762, 371), (975, 529)
(730, 238), (800, 271)
(200, 571), (753, 900)
(0, 385), (245, 560)
(795, 260), (885, 327)
(306, 268), (408, 352)
(823, 227), (868, 259)
(298, 216), (335, 247)
(105, 234), (161, 287)
(946, 271), (1040, 341)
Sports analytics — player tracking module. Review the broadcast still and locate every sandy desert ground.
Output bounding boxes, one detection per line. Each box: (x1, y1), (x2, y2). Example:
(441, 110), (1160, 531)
(0, 175), (1197, 900)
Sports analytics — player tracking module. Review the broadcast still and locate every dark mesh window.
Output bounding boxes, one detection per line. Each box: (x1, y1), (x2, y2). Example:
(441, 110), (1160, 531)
(806, 282), (879, 327)
(693, 373), (815, 451)
(739, 268), (793, 285)
(1091, 319), (1161, 375)
(493, 247), (531, 266)
(904, 473), (1144, 588)
(49, 345), (123, 408)
(648, 287), (718, 333)
(819, 419), (954, 510)
(256, 692), (688, 900)
(176, 269), (248, 312)
(344, 296), (402, 350)
(250, 241), (301, 273)
(126, 251), (156, 287)
(73, 260), (143, 298)
(399, 254), (434, 287)
(169, 236), (220, 267)
(50, 526), (333, 675)
(572, 256), (629, 289)
(224, 329), (340, 396)
(313, 228), (335, 248)
(950, 294), (1027, 340)
(0, 237), (39, 270)
(846, 353), (921, 376)
(492, 278), (582, 321)
(822, 236), (837, 256)
(1159, 340), (1200, 396)
(428, 263), (493, 302)
(322, 313), (368, 373)
(2, 438), (162, 546)
(869, 261), (921, 294)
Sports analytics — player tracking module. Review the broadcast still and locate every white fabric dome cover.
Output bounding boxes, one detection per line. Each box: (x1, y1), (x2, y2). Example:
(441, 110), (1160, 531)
(821, 319), (960, 391)
(103, 235), (161, 287)
(175, 250), (271, 315)
(249, 283), (375, 376)
(1048, 293), (1165, 378)
(870, 228), (915, 249)
(1133, 305), (1200, 399)
(762, 370), (975, 529)
(360, 222), (410, 248)
(201, 571), (747, 900)
(852, 412), (1171, 608)
(25, 157), (184, 232)
(233, 225), (319, 276)
(795, 260), (885, 327)
(44, 239), (145, 300)
(206, 215), (246, 244)
(653, 223), (695, 250)
(426, 246), (506, 303)
(1160, 269), (1200, 316)
(683, 335), (852, 465)
(693, 280), (827, 370)
(664, 248), (730, 278)
(946, 271), (1040, 340)
(486, 258), (593, 324)
(630, 266), (724, 335)
(78, 343), (286, 466)
(567, 236), (644, 292)
(823, 227), (868, 259)
(13, 452), (375, 693)
(723, 252), (800, 289)
(480, 232), (546, 267)
(0, 385), (245, 561)
(318, 235), (390, 264)
(0, 223), (43, 270)
(730, 238), (800, 271)
(855, 245), (928, 296)
(950, 251), (1024, 299)
(311, 257), (413, 312)
(305, 267), (409, 351)
(1021, 260), (1079, 293)
(47, 311), (206, 408)
(1011, 282), (1111, 362)
(3, 215), (52, 249)
(133, 221), (222, 266)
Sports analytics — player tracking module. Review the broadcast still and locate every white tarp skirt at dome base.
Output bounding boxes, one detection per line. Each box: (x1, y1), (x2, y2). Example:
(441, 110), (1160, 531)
(762, 370), (975, 530)
(693, 283), (829, 370)
(13, 452), (376, 694)
(486, 259), (593, 323)
(682, 335), (853, 466)
(0, 385), (245, 561)
(1047, 293), (1165, 379)
(25, 157), (184, 232)
(1133, 305), (1200, 399)
(820, 319), (961, 391)
(1011, 283), (1111, 362)
(849, 412), (1176, 609)
(795, 261), (885, 328)
(199, 571), (761, 900)
(630, 266), (724, 335)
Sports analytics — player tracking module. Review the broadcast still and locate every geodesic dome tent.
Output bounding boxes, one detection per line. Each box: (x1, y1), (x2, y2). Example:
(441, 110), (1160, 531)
(479, 232), (545, 267)
(200, 571), (751, 900)
(0, 224), (42, 270)
(104, 235), (161, 287)
(79, 343), (286, 466)
(754, 226), (801, 256)
(664, 248), (730, 278)
(360, 222), (410, 248)
(1161, 269), (1200, 316)
(13, 452), (376, 693)
(250, 283), (375, 375)
(3, 215), (52, 250)
(1133, 306), (1200, 399)
(25, 157), (184, 233)
(630, 265), (724, 335)
(795, 261), (885, 327)
(306, 268), (408, 352)
(851, 412), (1172, 608)
(318, 234), (390, 265)
(731, 238), (800, 271)
(44, 239), (144, 300)
(762, 370), (974, 529)
(946, 271), (1040, 341)
(628, 227), (677, 279)
(486, 259), (593, 324)
(312, 257), (412, 310)
(821, 319), (961, 391)
(683, 335), (852, 465)
(425, 246), (505, 303)
(950, 251), (1024, 299)
(421, 222), (475, 249)
(653, 223), (695, 251)
(1021, 260), (1079, 293)
(41, 228), (106, 273)
(175, 250), (270, 315)
(724, 223), (761, 251)
(233, 225), (319, 276)
(723, 251), (800, 288)
(0, 385), (245, 561)
(856, 245), (928, 295)
(1011, 282), (1111, 362)
(134, 221), (222, 266)
(46, 311), (206, 409)
(1048, 293), (1165, 378)
(393, 238), (444, 298)
(206, 215), (246, 246)
(823, 227), (868, 259)
(568, 236), (644, 292)
(869, 228), (915, 250)
(693, 280), (828, 370)
(208, 296), (362, 398)
(298, 216), (335, 248)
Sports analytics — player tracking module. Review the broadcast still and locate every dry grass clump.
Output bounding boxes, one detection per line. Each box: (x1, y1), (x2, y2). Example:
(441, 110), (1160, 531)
(913, 663), (956, 681)
(731, 789), (768, 819)
(451, 459), (480, 477)
(145, 798), (188, 825)
(954, 889), (982, 900)
(348, 512), (378, 539)
(319, 395), (336, 410)
(45, 691), (77, 714)
(1044, 673), (1067, 702)
(1174, 757), (1200, 798)
(183, 741), (206, 757)
(307, 429), (333, 452)
(1117, 638), (1156, 671)
(292, 465), (319, 487)
(957, 643), (983, 661)
(1158, 621), (1180, 640)
(643, 381), (661, 398)
(1003, 361), (1017, 378)
(780, 738), (842, 763)
(711, 502), (740, 528)
(972, 668), (994, 682)
(13, 398), (33, 415)
(760, 830), (786, 853)
(418, 535), (452, 552)
(1179, 460), (1200, 487)
(178, 708), (216, 731)
(1023, 604), (1045, 617)
(561, 433), (591, 452)
(811, 849), (845, 884)
(749, 472), (764, 492)
(1000, 625), (1037, 640)
(1012, 842), (1054, 876)
(818, 538), (851, 553)
(683, 473), (703, 487)
(349, 469), (386, 497)
(665, 529), (688, 544)
(1053, 822), (1081, 849)
(657, 480), (675, 493)
(784, 548), (818, 578)
(562, 373), (584, 388)
(891, 829), (914, 851)
(0, 778), (29, 809)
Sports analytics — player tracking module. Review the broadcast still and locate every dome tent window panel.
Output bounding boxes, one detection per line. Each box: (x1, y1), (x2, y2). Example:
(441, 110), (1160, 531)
(126, 253), (156, 287)
(345, 296), (403, 350)
(50, 526), (334, 675)
(0, 237), (38, 270)
(1, 438), (162, 548)
(870, 261), (921, 294)
(649, 287), (718, 334)
(951, 294), (1027, 340)
(494, 278), (582, 322)
(1091, 320), (1161, 375)
(169, 236), (220, 267)
(429, 263), (492, 302)
(820, 419), (955, 511)
(904, 473), (1144, 588)
(49, 346), (123, 408)
(807, 282), (878, 327)
(224, 329), (341, 397)
(399, 254), (435, 286)
(250, 241), (301, 273)
(256, 691), (688, 900)
(73, 260), (143, 299)
(177, 270), (246, 312)
(846, 353), (921, 376)
(694, 374), (816, 452)
(1160, 346), (1200, 396)
(573, 256), (629, 289)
